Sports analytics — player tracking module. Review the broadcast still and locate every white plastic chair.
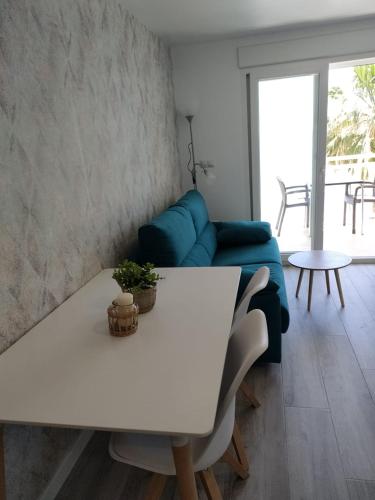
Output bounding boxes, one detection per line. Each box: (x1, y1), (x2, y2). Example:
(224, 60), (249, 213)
(109, 309), (268, 499)
(232, 266), (270, 334)
(231, 266), (270, 409)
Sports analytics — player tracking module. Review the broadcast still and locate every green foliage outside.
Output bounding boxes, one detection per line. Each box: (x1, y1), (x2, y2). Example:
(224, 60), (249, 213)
(327, 64), (375, 178)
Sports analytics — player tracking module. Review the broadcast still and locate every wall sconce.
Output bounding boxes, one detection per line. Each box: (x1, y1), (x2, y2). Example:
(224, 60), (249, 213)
(185, 115), (216, 190)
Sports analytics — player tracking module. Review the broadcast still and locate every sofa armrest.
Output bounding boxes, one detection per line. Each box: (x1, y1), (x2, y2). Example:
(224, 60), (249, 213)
(250, 291), (282, 363)
(214, 220), (272, 246)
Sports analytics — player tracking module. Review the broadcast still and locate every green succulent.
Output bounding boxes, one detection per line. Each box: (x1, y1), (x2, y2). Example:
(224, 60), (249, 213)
(112, 260), (162, 293)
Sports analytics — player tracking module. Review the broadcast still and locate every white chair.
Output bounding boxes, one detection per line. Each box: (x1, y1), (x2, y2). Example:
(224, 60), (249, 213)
(231, 267), (270, 409)
(276, 177), (310, 236)
(232, 267), (270, 334)
(343, 179), (375, 234)
(109, 309), (269, 499)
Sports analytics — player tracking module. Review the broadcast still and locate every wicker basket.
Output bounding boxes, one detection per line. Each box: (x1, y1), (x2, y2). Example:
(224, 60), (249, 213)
(107, 302), (139, 337)
(123, 287), (157, 314)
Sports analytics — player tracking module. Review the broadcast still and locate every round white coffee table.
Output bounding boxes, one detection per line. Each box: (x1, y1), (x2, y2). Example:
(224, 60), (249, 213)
(288, 250), (352, 311)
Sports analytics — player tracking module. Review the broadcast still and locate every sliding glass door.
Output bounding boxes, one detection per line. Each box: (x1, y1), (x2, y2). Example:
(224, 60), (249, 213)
(324, 61), (375, 257)
(248, 61), (328, 255)
(258, 75), (315, 251)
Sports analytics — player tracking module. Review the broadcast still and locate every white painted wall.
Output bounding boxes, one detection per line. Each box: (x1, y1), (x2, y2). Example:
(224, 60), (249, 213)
(172, 39), (250, 220)
(171, 18), (375, 221)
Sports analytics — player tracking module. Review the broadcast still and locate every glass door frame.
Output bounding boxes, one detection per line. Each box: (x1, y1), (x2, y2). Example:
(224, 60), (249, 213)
(246, 60), (329, 256)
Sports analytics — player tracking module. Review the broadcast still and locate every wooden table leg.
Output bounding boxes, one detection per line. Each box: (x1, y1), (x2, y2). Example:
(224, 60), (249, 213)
(171, 437), (198, 500)
(334, 269), (345, 307)
(325, 270), (330, 294)
(0, 425), (6, 500)
(307, 270), (314, 312)
(296, 269), (304, 298)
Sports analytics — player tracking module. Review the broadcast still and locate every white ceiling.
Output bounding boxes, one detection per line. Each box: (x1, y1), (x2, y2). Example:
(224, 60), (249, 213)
(125, 0), (375, 44)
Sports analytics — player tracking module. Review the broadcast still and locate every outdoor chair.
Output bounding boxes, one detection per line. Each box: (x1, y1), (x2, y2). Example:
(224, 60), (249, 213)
(343, 180), (375, 234)
(275, 177), (310, 236)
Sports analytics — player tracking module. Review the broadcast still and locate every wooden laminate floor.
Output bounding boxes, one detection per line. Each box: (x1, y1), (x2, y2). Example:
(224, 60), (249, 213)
(57, 265), (375, 500)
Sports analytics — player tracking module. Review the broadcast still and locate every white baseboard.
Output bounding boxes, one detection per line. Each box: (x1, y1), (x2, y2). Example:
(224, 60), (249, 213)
(39, 430), (94, 500)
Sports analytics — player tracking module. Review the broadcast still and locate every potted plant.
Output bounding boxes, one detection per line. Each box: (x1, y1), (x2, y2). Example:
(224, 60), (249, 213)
(112, 260), (162, 313)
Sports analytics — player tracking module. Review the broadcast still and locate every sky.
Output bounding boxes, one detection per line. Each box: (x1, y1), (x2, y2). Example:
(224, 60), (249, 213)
(259, 75), (314, 221)
(328, 65), (369, 118)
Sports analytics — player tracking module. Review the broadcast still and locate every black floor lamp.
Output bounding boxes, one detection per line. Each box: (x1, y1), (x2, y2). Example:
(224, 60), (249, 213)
(185, 115), (215, 190)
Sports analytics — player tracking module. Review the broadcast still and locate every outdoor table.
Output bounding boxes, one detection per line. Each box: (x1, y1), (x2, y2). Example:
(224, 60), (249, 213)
(325, 177), (367, 235)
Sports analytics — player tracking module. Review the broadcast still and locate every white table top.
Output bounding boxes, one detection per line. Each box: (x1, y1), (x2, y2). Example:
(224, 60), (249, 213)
(0, 267), (240, 437)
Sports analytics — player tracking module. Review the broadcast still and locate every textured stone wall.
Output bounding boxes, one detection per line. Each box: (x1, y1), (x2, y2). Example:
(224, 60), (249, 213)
(0, 1), (180, 498)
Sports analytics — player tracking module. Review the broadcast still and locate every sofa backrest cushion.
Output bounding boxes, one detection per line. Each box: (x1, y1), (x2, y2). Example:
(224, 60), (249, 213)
(138, 205), (196, 266)
(174, 190), (209, 236)
(215, 221), (272, 246)
(181, 222), (217, 267)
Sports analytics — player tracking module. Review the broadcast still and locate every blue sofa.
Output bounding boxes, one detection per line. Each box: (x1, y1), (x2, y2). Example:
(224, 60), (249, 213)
(137, 190), (289, 362)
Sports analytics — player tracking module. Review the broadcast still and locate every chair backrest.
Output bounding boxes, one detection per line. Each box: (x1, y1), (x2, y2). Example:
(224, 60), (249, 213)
(276, 176), (287, 202)
(193, 309), (268, 466)
(231, 267), (270, 334)
(216, 309), (269, 426)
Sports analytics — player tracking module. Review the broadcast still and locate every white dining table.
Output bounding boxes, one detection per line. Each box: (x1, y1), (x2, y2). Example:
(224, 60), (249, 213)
(0, 266), (241, 499)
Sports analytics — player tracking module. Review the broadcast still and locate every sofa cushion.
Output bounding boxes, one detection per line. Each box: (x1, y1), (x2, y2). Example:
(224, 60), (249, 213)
(212, 238), (281, 267)
(138, 205), (196, 266)
(174, 190), (209, 236)
(181, 243), (211, 266)
(181, 222), (217, 267)
(197, 222), (217, 259)
(216, 221), (272, 246)
(237, 262), (290, 333)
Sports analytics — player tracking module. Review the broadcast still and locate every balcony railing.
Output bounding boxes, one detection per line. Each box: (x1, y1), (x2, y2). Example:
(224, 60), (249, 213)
(326, 153), (375, 181)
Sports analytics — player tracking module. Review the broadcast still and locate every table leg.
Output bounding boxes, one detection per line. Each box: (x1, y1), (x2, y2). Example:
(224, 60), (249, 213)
(307, 270), (314, 312)
(296, 269), (304, 298)
(0, 425), (6, 500)
(171, 437), (198, 500)
(325, 270), (330, 294)
(334, 269), (345, 307)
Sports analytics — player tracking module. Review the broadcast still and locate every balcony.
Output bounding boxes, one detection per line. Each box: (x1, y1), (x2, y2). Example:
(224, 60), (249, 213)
(270, 154), (375, 257)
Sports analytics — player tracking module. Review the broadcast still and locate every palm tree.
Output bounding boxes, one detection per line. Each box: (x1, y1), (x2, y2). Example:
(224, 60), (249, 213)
(326, 64), (375, 179)
(353, 65), (375, 154)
